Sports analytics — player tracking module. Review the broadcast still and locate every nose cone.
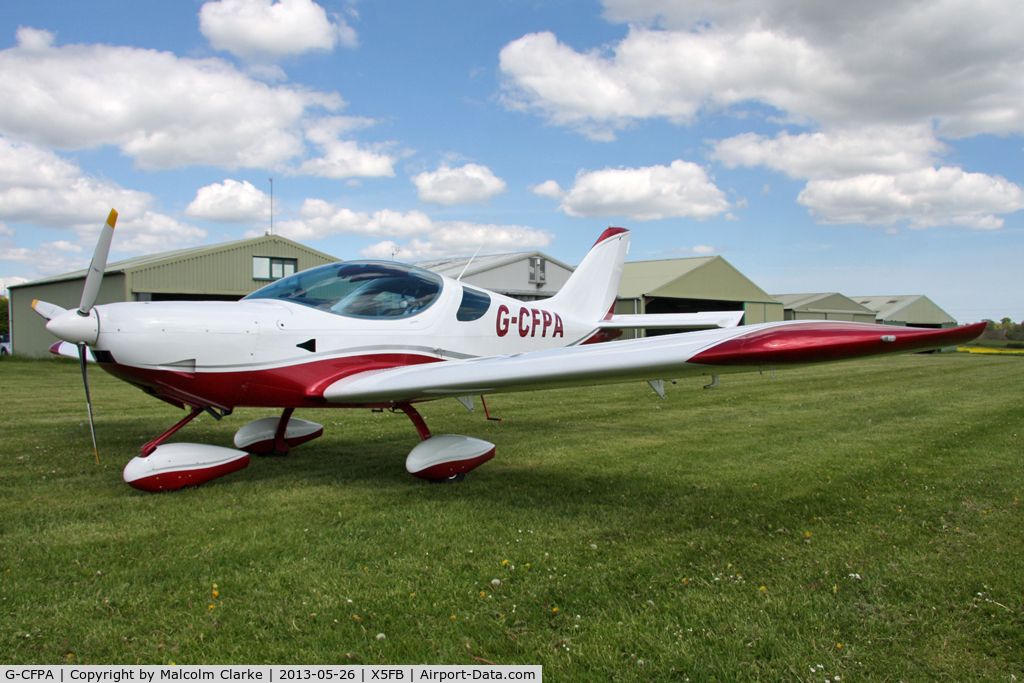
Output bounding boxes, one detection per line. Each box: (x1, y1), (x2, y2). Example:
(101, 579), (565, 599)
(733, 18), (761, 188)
(46, 309), (99, 345)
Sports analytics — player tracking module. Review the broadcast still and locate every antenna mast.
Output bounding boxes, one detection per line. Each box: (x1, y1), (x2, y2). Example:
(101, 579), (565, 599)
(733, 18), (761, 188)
(268, 177), (274, 235)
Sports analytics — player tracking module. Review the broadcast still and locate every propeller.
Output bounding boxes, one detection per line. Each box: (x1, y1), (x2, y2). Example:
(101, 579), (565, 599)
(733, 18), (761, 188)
(80, 209), (117, 463)
(38, 209), (118, 464)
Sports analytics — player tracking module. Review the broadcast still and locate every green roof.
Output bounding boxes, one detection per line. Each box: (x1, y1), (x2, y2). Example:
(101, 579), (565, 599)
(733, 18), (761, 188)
(11, 235), (338, 289)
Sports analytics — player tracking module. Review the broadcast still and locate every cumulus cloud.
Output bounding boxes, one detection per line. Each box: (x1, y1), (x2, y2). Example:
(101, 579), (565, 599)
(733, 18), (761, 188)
(413, 163), (507, 205)
(1, 275), (29, 296)
(269, 199), (432, 241)
(710, 125), (946, 180)
(186, 179), (270, 223)
(531, 180), (564, 199)
(708, 125), (1024, 229)
(555, 160), (729, 221)
(0, 137), (206, 263)
(360, 222), (554, 261)
(0, 28), (385, 172)
(250, 196), (552, 261)
(295, 118), (396, 179)
(504, 2), (1024, 139)
(797, 167), (1024, 230)
(200, 0), (358, 60)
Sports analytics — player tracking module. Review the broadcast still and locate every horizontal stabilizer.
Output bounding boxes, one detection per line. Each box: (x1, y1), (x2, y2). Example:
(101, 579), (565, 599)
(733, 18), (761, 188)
(598, 311), (744, 329)
(31, 299), (67, 321)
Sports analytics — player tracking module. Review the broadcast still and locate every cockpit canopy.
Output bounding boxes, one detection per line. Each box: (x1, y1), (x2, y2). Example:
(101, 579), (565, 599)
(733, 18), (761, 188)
(244, 261), (444, 319)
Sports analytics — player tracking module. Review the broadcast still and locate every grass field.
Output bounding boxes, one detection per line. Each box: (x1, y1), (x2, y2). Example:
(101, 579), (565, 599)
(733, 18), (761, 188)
(1, 353), (1022, 680)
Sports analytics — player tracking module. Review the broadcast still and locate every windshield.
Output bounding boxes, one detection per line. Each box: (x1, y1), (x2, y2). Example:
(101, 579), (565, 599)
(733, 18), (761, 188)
(244, 261), (443, 319)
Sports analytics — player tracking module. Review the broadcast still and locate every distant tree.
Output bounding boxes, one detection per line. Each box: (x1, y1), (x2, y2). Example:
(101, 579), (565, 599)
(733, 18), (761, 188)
(0, 297), (8, 335)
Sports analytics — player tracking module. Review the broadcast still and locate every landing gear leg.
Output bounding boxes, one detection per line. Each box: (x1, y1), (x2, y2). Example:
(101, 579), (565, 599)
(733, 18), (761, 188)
(261, 407), (295, 457)
(141, 406), (203, 457)
(393, 402), (432, 441)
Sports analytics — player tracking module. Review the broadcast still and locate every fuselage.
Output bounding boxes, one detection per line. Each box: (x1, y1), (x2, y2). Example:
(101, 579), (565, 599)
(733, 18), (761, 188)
(86, 263), (605, 411)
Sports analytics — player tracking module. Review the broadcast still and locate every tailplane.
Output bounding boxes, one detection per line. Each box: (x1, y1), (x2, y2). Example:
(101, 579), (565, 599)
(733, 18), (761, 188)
(546, 227), (629, 322)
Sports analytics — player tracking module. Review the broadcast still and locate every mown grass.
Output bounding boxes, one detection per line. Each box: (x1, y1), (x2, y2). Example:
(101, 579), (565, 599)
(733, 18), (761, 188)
(1, 353), (1022, 680)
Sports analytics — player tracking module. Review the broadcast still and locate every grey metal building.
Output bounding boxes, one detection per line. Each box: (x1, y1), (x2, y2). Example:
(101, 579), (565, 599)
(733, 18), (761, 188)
(416, 251), (574, 301)
(8, 235), (337, 357)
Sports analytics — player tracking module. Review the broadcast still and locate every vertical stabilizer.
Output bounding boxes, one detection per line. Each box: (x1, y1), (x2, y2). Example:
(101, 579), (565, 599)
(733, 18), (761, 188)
(546, 228), (629, 322)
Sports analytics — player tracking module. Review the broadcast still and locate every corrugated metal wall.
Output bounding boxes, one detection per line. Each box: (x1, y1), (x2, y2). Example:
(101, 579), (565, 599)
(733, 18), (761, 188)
(463, 258), (573, 298)
(130, 240), (336, 295)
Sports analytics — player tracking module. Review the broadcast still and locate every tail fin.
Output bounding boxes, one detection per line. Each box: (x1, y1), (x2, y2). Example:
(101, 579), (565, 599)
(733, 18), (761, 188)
(546, 227), (629, 321)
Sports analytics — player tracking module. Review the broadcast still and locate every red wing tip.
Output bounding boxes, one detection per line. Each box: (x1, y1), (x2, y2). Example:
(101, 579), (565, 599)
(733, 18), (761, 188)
(48, 341), (63, 355)
(593, 226), (629, 247)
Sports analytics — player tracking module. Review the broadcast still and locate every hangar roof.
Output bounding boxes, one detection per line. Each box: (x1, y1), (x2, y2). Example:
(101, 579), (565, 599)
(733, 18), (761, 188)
(772, 292), (876, 315)
(619, 256), (776, 303)
(852, 295), (957, 325)
(10, 234), (337, 289)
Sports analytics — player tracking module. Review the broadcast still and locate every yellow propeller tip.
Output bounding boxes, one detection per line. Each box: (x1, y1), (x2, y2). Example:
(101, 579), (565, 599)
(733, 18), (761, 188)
(107, 209), (118, 228)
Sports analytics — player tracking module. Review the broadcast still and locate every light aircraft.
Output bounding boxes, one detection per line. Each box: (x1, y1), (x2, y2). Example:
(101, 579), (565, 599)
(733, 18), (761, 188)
(33, 210), (984, 492)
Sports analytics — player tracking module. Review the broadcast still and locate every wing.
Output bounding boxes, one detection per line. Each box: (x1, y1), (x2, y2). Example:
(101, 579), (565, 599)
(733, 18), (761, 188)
(597, 311), (744, 329)
(323, 320), (985, 405)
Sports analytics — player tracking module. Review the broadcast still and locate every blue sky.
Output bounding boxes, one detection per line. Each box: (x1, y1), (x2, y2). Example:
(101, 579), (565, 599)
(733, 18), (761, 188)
(1, 0), (1022, 322)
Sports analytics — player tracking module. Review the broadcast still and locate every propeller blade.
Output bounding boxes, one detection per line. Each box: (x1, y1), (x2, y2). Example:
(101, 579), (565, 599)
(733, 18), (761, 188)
(78, 342), (100, 464)
(31, 299), (68, 321)
(79, 209), (118, 316)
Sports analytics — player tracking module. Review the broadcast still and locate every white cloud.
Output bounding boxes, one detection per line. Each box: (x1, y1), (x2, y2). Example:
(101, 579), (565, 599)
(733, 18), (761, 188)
(531, 179), (564, 199)
(249, 195), (552, 261)
(710, 125), (945, 180)
(1, 275), (29, 296)
(413, 163), (507, 205)
(0, 137), (152, 229)
(501, 2), (1024, 139)
(556, 160), (729, 221)
(186, 179), (270, 223)
(0, 137), (207, 266)
(200, 0), (357, 60)
(499, 28), (845, 141)
(797, 167), (1024, 229)
(0, 28), (355, 171)
(269, 199), (432, 241)
(361, 222), (554, 261)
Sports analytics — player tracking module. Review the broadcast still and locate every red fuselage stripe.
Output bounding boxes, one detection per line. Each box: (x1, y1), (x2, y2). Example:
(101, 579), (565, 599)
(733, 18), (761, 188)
(100, 353), (442, 409)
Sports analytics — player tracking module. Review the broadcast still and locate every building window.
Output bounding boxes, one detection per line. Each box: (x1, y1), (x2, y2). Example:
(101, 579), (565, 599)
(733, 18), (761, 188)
(528, 256), (546, 284)
(253, 256), (297, 281)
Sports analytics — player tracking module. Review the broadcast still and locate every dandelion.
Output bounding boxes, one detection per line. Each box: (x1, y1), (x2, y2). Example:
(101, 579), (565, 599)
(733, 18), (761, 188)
(502, 559), (510, 566)
(553, 607), (559, 612)
(759, 586), (766, 591)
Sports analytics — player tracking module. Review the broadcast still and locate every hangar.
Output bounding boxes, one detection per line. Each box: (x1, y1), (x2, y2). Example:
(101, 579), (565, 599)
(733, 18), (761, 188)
(615, 256), (784, 338)
(773, 293), (878, 324)
(852, 295), (957, 328)
(8, 234), (337, 358)
(416, 251), (574, 301)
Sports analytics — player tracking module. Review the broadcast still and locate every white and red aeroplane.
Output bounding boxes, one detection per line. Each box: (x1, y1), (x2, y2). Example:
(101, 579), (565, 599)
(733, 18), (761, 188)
(33, 210), (984, 492)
